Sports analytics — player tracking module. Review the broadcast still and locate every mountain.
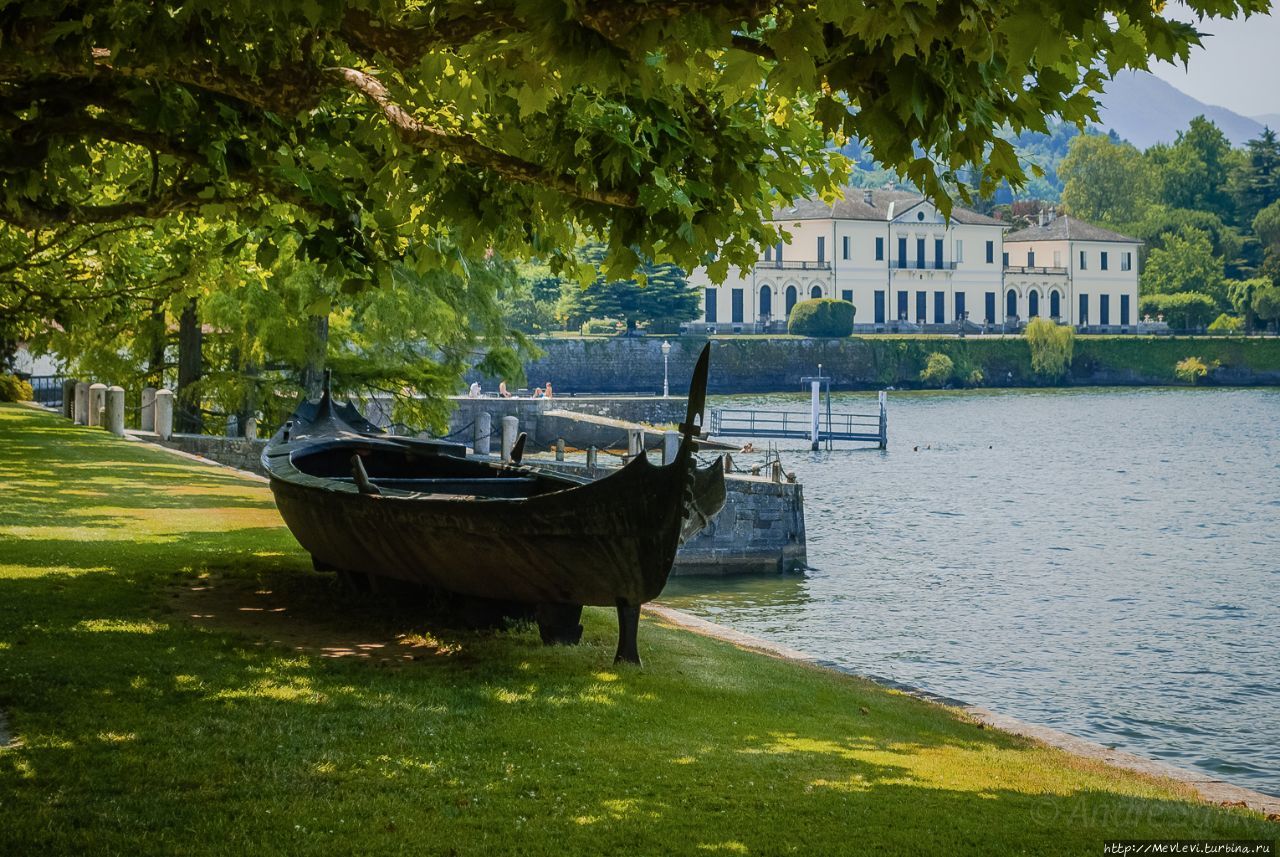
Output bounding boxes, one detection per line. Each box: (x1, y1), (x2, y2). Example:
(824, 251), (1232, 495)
(1251, 113), (1280, 131)
(1096, 71), (1264, 148)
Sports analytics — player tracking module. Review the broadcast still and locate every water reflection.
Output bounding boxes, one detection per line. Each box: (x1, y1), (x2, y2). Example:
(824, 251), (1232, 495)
(660, 387), (1280, 797)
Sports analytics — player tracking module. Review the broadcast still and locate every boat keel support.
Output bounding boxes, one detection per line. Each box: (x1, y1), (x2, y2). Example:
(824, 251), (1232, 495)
(614, 600), (642, 665)
(536, 604), (584, 646)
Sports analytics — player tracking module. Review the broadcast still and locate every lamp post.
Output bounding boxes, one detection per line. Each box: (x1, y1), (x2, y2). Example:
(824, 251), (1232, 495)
(661, 340), (671, 397)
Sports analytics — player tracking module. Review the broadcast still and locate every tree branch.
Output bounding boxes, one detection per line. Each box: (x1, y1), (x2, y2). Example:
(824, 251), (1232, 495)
(332, 67), (639, 209)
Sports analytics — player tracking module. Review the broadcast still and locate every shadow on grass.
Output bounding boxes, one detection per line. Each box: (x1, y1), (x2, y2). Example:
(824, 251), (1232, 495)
(1, 405), (1275, 854)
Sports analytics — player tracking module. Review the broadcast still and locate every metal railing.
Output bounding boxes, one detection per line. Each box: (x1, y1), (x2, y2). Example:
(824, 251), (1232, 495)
(26, 375), (65, 408)
(755, 260), (832, 270)
(1005, 266), (1069, 275)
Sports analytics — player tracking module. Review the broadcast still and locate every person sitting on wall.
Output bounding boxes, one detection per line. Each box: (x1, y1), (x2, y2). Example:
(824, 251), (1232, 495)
(468, 381), (481, 398)
(543, 382), (554, 399)
(499, 380), (512, 398)
(532, 386), (545, 399)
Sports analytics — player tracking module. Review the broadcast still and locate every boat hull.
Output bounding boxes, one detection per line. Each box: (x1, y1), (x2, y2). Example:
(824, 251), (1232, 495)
(268, 449), (710, 608)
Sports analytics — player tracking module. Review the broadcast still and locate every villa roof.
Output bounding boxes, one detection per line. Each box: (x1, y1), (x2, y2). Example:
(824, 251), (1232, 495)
(773, 189), (1007, 227)
(1004, 216), (1141, 244)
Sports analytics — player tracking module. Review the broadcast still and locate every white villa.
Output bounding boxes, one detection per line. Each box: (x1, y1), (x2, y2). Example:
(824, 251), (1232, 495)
(687, 190), (1142, 333)
(1003, 216), (1142, 328)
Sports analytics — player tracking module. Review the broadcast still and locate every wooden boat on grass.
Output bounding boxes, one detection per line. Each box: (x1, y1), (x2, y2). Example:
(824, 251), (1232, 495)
(262, 345), (725, 663)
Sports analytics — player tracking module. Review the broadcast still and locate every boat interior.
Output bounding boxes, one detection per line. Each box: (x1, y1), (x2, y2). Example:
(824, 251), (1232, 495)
(290, 440), (580, 499)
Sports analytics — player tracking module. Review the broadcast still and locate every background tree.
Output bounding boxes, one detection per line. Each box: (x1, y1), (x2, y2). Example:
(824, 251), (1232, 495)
(559, 246), (697, 334)
(1234, 128), (1280, 228)
(1253, 286), (1280, 331)
(1140, 229), (1227, 305)
(1060, 136), (1153, 225)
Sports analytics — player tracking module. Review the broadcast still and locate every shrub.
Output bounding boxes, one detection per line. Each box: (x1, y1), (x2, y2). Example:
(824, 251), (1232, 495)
(966, 368), (985, 387)
(1024, 317), (1074, 380)
(1207, 313), (1243, 333)
(919, 352), (954, 387)
(0, 374), (34, 402)
(787, 299), (854, 337)
(1254, 286), (1280, 330)
(1139, 292), (1218, 329)
(1174, 356), (1213, 384)
(580, 317), (622, 335)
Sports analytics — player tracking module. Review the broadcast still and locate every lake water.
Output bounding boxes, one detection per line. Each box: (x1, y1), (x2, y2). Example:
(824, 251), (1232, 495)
(660, 387), (1280, 797)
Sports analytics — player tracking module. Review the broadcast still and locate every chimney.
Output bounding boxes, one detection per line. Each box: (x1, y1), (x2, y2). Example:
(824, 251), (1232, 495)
(1037, 210), (1045, 227)
(863, 189), (874, 206)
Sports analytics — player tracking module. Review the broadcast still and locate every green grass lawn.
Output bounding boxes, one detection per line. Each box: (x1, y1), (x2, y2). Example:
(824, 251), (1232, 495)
(0, 403), (1273, 855)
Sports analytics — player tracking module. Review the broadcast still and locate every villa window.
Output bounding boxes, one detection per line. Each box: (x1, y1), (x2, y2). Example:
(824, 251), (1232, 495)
(764, 244), (773, 262)
(704, 288), (717, 323)
(1028, 250), (1036, 267)
(876, 237), (885, 261)
(897, 237), (907, 269)
(985, 241), (993, 264)
(934, 238), (944, 269)
(1101, 251), (1109, 271)
(956, 240), (965, 263)
(915, 238), (925, 270)
(817, 236), (826, 264)
(842, 236), (851, 260)
(1122, 252), (1132, 271)
(1079, 250), (1087, 270)
(1053, 250), (1062, 267)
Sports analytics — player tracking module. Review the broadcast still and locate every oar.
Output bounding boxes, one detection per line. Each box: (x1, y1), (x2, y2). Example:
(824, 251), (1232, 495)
(678, 343), (711, 439)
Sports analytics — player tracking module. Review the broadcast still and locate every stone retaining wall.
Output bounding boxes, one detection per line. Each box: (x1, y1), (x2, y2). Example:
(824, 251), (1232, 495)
(465, 336), (1280, 393)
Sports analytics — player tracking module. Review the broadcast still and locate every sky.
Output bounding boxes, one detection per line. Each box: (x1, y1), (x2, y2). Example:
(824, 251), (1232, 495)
(1149, 6), (1280, 118)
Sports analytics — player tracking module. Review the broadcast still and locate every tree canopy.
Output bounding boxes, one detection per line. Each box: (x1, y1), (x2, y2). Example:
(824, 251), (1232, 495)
(3, 0), (1266, 281)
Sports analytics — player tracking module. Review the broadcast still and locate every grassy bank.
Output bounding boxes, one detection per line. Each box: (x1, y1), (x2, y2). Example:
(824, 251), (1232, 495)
(0, 404), (1273, 854)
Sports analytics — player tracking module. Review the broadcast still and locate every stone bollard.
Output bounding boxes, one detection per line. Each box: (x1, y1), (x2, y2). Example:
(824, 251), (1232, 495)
(154, 389), (174, 441)
(473, 412), (492, 456)
(244, 416), (257, 439)
(61, 380), (77, 420)
(500, 415), (519, 462)
(73, 381), (89, 425)
(140, 387), (157, 432)
(663, 430), (680, 465)
(555, 438), (565, 462)
(88, 383), (107, 428)
(106, 387), (126, 436)
(627, 428), (643, 458)
(586, 446), (597, 470)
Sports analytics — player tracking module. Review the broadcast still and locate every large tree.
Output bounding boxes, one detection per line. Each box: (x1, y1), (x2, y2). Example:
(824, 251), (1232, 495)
(2, 0), (1264, 283)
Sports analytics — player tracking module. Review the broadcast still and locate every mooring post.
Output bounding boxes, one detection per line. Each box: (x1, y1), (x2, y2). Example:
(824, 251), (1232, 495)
(627, 428), (643, 458)
(88, 383), (107, 428)
(244, 415), (257, 439)
(473, 412), (492, 455)
(878, 390), (888, 450)
(662, 430), (680, 465)
(586, 446), (597, 471)
(809, 378), (821, 451)
(73, 382), (89, 425)
(105, 387), (126, 436)
(61, 380), (77, 420)
(154, 389), (174, 440)
(501, 415), (518, 462)
(555, 438), (566, 461)
(140, 386), (157, 431)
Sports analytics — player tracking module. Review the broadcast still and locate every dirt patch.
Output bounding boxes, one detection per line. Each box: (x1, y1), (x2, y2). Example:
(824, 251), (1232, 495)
(168, 575), (470, 665)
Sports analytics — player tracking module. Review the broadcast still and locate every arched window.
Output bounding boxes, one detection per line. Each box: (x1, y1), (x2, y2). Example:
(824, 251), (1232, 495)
(1050, 290), (1061, 319)
(785, 285), (798, 316)
(810, 285), (822, 300)
(1028, 290), (1040, 318)
(1006, 289), (1018, 319)
(759, 285), (772, 320)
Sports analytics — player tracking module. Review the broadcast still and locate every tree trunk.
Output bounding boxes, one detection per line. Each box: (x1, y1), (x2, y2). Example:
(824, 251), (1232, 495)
(146, 305), (167, 388)
(300, 313), (329, 399)
(176, 296), (203, 434)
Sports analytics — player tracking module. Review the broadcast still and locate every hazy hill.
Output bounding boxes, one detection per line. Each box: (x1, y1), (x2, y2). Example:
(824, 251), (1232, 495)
(1251, 113), (1280, 131)
(1096, 71), (1264, 148)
